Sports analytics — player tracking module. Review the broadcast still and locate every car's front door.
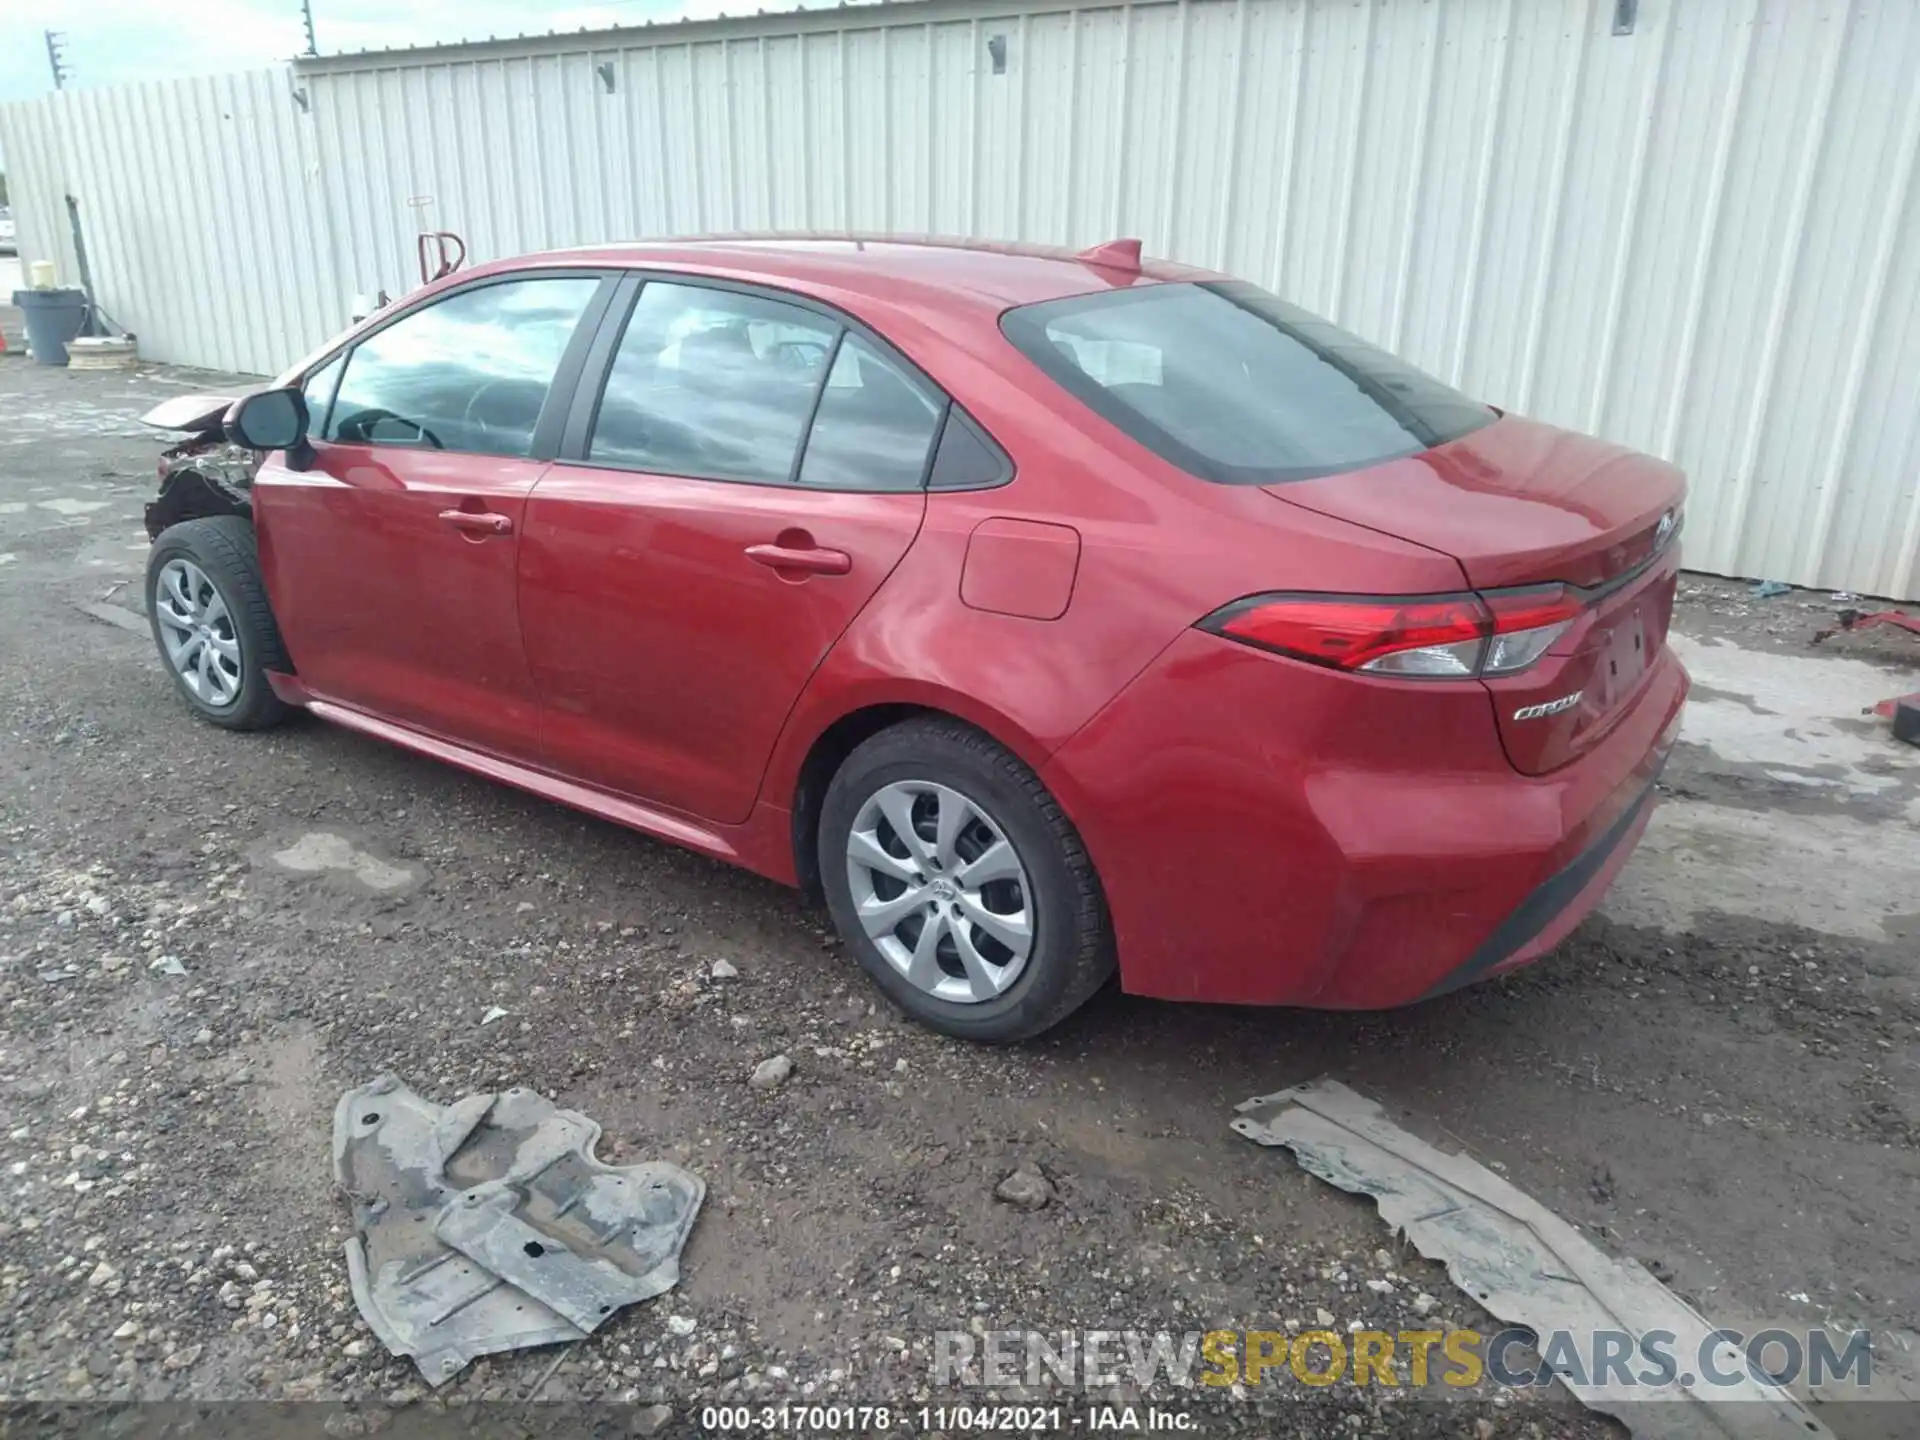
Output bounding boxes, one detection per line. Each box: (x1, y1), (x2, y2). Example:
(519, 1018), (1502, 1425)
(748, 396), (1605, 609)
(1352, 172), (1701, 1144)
(256, 272), (611, 760)
(519, 277), (945, 823)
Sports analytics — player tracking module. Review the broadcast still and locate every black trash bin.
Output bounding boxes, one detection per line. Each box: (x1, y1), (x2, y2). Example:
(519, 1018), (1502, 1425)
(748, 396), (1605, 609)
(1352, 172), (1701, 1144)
(12, 288), (90, 366)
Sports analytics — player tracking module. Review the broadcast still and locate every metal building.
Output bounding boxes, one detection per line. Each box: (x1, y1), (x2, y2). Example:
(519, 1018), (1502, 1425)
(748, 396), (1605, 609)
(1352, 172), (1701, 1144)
(3, 0), (1917, 598)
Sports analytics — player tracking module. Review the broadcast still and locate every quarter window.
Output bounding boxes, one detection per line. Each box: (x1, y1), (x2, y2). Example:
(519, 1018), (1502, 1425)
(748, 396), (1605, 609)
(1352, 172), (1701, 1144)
(325, 277), (601, 458)
(590, 282), (838, 484)
(927, 409), (1010, 490)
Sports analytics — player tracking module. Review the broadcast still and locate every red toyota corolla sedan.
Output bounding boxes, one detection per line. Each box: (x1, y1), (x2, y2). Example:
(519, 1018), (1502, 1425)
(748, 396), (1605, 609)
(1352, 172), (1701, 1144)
(141, 237), (1687, 1041)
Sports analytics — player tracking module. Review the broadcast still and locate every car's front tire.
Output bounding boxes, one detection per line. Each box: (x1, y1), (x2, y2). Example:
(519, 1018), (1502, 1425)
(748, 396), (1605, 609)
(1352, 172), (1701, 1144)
(819, 718), (1114, 1043)
(145, 516), (292, 730)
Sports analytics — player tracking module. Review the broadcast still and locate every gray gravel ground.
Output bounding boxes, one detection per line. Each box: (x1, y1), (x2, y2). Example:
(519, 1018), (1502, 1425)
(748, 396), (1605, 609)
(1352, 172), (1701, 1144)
(2, 356), (1916, 1438)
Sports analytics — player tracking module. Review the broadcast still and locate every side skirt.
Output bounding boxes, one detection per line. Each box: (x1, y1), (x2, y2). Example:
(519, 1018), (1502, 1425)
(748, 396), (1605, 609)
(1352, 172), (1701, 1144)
(304, 694), (741, 864)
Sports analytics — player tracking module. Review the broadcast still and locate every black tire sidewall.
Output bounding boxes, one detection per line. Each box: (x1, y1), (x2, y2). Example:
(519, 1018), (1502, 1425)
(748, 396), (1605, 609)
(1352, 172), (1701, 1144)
(145, 519), (283, 729)
(819, 728), (1096, 1042)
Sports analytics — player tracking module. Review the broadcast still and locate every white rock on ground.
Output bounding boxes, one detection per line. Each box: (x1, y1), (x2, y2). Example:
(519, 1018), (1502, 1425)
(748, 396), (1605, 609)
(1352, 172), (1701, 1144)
(749, 1054), (793, 1090)
(993, 1162), (1054, 1211)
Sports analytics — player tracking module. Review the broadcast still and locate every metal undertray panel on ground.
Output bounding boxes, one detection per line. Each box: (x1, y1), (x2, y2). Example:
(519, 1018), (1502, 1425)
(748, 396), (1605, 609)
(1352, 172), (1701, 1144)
(1232, 1079), (1831, 1440)
(333, 1075), (703, 1385)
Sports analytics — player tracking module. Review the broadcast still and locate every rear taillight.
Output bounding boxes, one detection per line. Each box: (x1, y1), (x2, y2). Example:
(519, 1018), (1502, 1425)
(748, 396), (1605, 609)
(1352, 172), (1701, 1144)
(1201, 585), (1584, 678)
(1477, 585), (1583, 674)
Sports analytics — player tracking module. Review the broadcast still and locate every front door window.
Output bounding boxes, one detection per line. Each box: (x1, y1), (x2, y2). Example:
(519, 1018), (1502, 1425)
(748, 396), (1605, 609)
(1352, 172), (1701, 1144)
(327, 277), (601, 457)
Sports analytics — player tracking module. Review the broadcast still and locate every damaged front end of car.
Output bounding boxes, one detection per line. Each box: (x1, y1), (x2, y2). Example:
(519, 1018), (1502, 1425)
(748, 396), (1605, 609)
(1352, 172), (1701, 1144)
(139, 392), (263, 539)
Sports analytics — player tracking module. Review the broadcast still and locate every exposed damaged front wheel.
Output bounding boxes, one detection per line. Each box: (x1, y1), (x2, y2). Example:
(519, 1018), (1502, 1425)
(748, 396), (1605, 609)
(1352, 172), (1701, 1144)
(145, 516), (292, 731)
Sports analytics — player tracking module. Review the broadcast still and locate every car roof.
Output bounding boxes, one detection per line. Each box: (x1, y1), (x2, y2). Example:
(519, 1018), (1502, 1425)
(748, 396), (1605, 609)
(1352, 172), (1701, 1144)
(276, 235), (1218, 387)
(489, 234), (1219, 314)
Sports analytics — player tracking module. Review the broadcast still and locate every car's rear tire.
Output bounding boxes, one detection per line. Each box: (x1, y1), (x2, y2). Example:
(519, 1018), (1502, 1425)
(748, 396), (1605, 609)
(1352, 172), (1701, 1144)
(818, 718), (1114, 1043)
(145, 516), (292, 731)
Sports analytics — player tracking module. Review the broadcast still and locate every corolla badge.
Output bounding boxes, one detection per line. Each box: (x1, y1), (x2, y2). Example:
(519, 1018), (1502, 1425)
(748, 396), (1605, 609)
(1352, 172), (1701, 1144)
(1513, 692), (1583, 721)
(1655, 508), (1677, 546)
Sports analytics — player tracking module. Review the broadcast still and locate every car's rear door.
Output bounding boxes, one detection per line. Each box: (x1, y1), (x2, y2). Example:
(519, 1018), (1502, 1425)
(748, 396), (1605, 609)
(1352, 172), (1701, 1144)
(519, 275), (944, 824)
(256, 270), (614, 760)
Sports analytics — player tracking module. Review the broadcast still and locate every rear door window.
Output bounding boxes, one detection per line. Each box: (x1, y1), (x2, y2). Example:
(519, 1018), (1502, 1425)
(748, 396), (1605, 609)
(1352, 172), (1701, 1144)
(585, 279), (1002, 493)
(589, 282), (838, 484)
(325, 276), (601, 457)
(795, 336), (944, 491)
(1001, 281), (1495, 484)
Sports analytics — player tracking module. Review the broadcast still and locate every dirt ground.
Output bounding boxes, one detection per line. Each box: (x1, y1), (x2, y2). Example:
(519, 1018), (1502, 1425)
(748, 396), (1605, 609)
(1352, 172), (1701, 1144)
(1, 355), (1916, 1439)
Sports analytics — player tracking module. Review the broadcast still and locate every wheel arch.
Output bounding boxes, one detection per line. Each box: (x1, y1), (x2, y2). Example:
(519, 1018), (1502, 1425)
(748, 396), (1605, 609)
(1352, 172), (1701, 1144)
(144, 469), (251, 540)
(779, 686), (1061, 905)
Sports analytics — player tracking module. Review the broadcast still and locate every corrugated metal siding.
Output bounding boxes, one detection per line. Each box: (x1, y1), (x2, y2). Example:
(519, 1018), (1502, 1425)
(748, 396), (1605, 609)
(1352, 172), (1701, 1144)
(0, 100), (68, 284)
(0, 70), (340, 375)
(4, 0), (1918, 596)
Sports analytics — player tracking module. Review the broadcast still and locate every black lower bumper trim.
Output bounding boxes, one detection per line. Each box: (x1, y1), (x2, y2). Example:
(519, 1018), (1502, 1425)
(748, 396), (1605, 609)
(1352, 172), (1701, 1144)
(1419, 766), (1664, 1001)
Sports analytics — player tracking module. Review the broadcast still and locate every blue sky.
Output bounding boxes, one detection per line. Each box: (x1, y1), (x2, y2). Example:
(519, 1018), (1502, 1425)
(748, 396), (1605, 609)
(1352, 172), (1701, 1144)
(0, 0), (794, 105)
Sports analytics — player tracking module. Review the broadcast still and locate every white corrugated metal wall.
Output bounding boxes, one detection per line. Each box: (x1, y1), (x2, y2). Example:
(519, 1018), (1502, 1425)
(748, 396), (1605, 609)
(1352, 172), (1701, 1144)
(3, 0), (1918, 597)
(0, 70), (342, 376)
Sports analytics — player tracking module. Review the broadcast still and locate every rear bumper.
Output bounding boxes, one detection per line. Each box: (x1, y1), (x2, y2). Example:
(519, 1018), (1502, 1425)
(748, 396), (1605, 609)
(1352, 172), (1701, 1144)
(1417, 761), (1662, 999)
(1041, 631), (1687, 1008)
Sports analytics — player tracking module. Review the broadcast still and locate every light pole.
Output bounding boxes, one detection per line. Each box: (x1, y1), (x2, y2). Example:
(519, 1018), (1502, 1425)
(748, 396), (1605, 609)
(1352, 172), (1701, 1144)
(44, 30), (70, 90)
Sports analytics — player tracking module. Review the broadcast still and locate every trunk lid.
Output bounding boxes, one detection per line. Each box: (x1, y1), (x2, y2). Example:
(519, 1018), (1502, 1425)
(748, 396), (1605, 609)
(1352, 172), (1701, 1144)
(1478, 553), (1680, 773)
(1265, 413), (1682, 590)
(1268, 414), (1685, 774)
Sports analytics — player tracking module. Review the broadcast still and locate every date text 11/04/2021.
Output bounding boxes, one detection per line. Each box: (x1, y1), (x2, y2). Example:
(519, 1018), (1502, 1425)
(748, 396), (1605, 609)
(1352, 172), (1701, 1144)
(699, 1406), (1197, 1432)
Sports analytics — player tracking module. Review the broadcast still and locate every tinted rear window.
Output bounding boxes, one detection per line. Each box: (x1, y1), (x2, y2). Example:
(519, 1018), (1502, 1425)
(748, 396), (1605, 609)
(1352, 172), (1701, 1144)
(1000, 281), (1495, 485)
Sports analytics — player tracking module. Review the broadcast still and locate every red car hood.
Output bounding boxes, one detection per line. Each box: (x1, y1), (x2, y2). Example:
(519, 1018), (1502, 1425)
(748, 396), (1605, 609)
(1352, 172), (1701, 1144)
(1265, 413), (1683, 590)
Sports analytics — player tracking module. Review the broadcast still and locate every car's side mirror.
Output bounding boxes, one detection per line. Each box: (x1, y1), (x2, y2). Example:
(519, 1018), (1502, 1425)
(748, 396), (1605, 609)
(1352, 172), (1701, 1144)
(226, 387), (313, 468)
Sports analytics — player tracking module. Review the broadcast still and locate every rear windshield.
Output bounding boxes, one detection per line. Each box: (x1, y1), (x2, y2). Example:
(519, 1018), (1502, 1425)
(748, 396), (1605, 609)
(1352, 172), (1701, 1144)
(1000, 281), (1495, 485)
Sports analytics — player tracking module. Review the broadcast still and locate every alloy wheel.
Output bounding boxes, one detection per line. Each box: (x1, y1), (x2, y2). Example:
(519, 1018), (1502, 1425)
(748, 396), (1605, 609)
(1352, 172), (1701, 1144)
(843, 780), (1035, 1004)
(153, 557), (243, 708)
